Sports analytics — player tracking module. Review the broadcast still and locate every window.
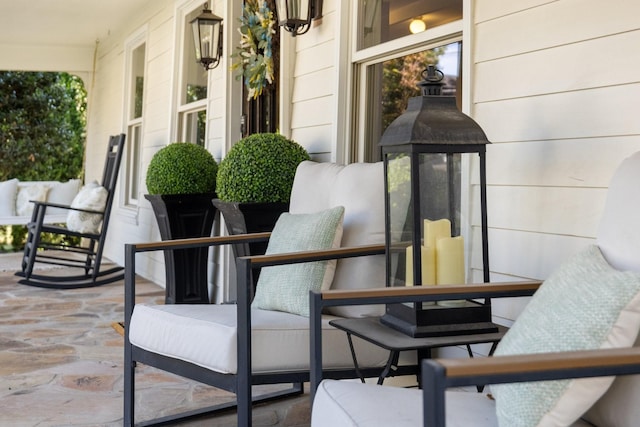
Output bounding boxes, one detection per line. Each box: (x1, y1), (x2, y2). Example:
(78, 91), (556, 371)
(351, 1), (464, 162)
(124, 34), (146, 207)
(177, 6), (209, 146)
(359, 0), (462, 50)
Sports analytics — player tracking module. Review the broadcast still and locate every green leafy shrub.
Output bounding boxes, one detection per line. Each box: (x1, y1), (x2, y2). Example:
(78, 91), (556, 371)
(146, 143), (218, 195)
(216, 133), (310, 203)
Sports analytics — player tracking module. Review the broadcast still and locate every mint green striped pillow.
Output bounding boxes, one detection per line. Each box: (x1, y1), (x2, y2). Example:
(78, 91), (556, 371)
(252, 206), (345, 317)
(493, 245), (640, 427)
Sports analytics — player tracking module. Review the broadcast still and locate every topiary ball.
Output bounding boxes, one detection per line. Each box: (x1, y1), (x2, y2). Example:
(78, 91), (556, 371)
(216, 133), (310, 203)
(146, 142), (218, 195)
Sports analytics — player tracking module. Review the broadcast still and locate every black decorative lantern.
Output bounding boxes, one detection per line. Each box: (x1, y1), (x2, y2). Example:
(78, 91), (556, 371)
(379, 66), (496, 338)
(275, 0), (323, 36)
(190, 3), (223, 70)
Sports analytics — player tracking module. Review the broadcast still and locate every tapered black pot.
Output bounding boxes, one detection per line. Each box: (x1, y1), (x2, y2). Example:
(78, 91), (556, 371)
(212, 199), (288, 287)
(146, 193), (217, 304)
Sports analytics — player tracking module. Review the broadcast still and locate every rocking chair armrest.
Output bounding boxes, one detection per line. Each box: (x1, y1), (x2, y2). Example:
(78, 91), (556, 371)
(30, 200), (72, 210)
(421, 347), (640, 426)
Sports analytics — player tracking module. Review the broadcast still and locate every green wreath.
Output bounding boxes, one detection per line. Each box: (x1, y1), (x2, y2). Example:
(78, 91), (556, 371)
(232, 0), (275, 100)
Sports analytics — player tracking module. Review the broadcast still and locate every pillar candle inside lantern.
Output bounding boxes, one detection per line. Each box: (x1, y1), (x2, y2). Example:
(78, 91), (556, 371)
(424, 218), (451, 249)
(436, 236), (466, 307)
(405, 245), (436, 286)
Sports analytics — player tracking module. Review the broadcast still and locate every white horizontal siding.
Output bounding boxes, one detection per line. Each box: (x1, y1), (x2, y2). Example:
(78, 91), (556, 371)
(475, 30), (640, 103)
(475, 0), (640, 63)
(476, 84), (640, 143)
(471, 0), (640, 325)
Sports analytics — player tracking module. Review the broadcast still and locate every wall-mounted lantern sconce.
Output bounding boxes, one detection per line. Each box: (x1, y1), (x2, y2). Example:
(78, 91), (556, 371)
(275, 0), (323, 36)
(190, 2), (223, 70)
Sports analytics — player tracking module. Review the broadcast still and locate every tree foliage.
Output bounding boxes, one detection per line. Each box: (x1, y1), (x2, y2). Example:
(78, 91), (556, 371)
(0, 71), (86, 251)
(382, 48), (444, 131)
(0, 71), (86, 181)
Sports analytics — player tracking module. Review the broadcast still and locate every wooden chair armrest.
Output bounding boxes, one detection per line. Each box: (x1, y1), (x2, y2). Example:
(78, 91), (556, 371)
(428, 346), (640, 385)
(317, 280), (542, 306)
(237, 243), (386, 268)
(422, 347), (640, 426)
(127, 232), (272, 253)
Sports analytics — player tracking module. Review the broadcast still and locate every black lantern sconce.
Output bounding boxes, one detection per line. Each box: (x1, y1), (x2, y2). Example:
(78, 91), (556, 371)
(379, 65), (497, 338)
(190, 3), (224, 70)
(275, 0), (323, 36)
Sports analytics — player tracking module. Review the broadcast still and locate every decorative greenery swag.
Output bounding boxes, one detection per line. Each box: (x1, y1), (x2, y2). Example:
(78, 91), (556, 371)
(232, 0), (275, 100)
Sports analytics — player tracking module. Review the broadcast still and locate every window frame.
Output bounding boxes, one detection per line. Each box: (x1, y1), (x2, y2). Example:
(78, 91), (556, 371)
(172, 0), (211, 146)
(344, 1), (472, 163)
(121, 26), (148, 211)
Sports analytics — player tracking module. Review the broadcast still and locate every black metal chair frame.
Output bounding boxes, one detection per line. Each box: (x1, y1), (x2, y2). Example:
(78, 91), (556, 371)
(308, 283), (640, 427)
(123, 235), (417, 427)
(16, 133), (126, 289)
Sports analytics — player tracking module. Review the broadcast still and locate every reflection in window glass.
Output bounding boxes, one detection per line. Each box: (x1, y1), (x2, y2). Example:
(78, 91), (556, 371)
(364, 41), (460, 161)
(359, 0), (462, 50)
(183, 9), (208, 104)
(183, 110), (207, 146)
(126, 41), (145, 206)
(132, 44), (145, 119)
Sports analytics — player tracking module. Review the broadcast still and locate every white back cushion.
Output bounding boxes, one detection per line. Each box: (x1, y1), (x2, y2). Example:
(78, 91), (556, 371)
(0, 179), (18, 217)
(290, 161), (386, 317)
(47, 179), (81, 214)
(596, 151), (640, 273)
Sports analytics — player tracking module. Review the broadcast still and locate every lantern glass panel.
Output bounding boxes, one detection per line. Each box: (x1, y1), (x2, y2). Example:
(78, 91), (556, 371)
(276, 0), (309, 22)
(386, 151), (468, 289)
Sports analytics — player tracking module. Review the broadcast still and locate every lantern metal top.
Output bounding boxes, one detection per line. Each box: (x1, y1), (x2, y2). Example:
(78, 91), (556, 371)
(379, 66), (490, 149)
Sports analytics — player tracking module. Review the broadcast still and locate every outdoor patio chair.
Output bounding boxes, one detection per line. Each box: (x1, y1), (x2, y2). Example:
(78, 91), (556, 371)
(124, 161), (422, 427)
(309, 151), (640, 427)
(16, 133), (126, 289)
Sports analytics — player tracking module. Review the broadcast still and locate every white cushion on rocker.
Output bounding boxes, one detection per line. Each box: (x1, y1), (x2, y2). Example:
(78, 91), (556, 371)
(129, 304), (388, 374)
(311, 380), (595, 427)
(289, 161), (387, 318)
(66, 180), (108, 234)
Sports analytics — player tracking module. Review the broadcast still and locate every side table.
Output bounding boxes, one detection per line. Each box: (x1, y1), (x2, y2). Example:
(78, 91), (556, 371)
(329, 317), (507, 388)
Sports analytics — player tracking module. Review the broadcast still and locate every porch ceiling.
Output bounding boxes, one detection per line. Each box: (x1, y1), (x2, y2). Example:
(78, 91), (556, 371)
(0, 0), (152, 47)
(0, 0), (153, 74)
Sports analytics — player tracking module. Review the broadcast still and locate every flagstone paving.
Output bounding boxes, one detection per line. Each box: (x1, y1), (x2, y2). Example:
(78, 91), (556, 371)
(0, 258), (310, 427)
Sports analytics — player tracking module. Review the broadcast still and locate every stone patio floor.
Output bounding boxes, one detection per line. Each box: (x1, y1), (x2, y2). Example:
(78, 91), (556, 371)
(0, 255), (310, 427)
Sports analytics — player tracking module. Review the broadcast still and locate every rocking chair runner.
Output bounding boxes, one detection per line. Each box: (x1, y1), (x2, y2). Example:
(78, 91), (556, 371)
(16, 134), (126, 289)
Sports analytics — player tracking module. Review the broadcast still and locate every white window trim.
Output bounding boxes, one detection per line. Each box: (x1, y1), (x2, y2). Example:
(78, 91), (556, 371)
(339, 0), (472, 163)
(120, 25), (148, 221)
(171, 0), (211, 145)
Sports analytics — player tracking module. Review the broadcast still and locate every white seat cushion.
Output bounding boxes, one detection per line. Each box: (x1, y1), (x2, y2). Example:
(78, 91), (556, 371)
(311, 380), (596, 427)
(129, 304), (389, 374)
(312, 380), (497, 427)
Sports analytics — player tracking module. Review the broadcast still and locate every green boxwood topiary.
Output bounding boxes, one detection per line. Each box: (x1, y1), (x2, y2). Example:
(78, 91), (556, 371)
(146, 142), (218, 195)
(216, 133), (310, 203)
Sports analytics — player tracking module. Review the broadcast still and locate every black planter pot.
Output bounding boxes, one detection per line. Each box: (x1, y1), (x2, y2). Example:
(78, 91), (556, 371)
(212, 199), (288, 287)
(145, 193), (217, 304)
